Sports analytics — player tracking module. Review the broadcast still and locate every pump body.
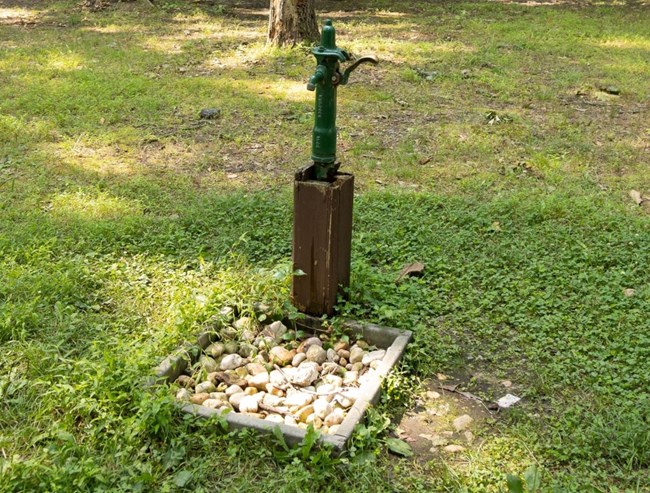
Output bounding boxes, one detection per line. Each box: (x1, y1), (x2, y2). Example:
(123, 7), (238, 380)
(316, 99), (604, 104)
(307, 20), (377, 180)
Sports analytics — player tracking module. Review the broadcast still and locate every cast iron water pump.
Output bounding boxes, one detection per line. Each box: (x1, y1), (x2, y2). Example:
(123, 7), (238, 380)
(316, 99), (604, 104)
(307, 19), (378, 180)
(292, 20), (377, 316)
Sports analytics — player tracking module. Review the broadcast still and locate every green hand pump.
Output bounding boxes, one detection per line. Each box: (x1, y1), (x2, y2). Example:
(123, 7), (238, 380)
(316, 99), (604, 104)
(307, 19), (378, 181)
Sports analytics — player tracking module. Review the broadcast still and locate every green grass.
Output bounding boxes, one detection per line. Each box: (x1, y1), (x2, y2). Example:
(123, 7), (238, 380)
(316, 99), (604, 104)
(1, 0), (649, 491)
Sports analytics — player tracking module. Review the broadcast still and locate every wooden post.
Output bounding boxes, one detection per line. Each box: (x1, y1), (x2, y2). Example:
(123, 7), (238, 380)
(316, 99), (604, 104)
(292, 166), (353, 316)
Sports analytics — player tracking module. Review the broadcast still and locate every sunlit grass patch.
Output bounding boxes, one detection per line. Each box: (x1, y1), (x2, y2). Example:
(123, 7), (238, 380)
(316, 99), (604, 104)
(595, 37), (650, 50)
(48, 190), (144, 220)
(0, 7), (39, 23)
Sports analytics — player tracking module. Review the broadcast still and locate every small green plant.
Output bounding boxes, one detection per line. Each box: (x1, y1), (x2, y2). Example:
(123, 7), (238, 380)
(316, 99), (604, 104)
(506, 465), (542, 493)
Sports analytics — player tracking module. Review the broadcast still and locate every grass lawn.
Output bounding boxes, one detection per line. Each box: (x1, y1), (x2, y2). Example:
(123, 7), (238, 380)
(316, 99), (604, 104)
(1, 0), (649, 491)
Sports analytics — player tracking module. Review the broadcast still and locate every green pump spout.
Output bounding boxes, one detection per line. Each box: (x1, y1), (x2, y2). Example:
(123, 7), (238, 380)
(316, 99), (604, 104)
(307, 19), (378, 181)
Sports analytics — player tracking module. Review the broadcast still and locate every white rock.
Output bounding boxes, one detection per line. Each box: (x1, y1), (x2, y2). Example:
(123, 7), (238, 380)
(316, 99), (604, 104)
(315, 383), (336, 395)
(313, 398), (331, 419)
(238, 343), (256, 358)
(355, 340), (369, 349)
(228, 392), (246, 410)
(220, 354), (245, 371)
(285, 364), (319, 387)
(334, 341), (349, 351)
(225, 385), (243, 397)
(497, 393), (521, 408)
(176, 375), (195, 389)
(453, 414), (473, 432)
(266, 383), (284, 396)
(321, 362), (342, 375)
(328, 424), (340, 434)
(306, 414), (323, 429)
(292, 352), (307, 367)
(301, 337), (322, 351)
(295, 405), (314, 423)
(361, 349), (386, 366)
(334, 395), (353, 408)
(253, 353), (268, 364)
(251, 391), (266, 402)
(285, 391), (313, 408)
(195, 381), (216, 394)
(246, 371), (270, 390)
(299, 361), (320, 371)
(190, 393), (210, 405)
(265, 414), (284, 423)
(269, 346), (293, 366)
(263, 393), (284, 407)
(246, 362), (267, 376)
(322, 374), (343, 388)
(269, 369), (287, 386)
(349, 346), (365, 364)
(284, 416), (298, 426)
(326, 348), (339, 362)
(202, 398), (222, 409)
(199, 355), (219, 373)
(306, 345), (327, 364)
(324, 408), (345, 427)
(444, 444), (466, 453)
(264, 321), (287, 340)
(239, 395), (259, 413)
(339, 388), (360, 403)
(343, 371), (358, 385)
(359, 371), (378, 386)
(206, 342), (225, 359)
(176, 388), (192, 402)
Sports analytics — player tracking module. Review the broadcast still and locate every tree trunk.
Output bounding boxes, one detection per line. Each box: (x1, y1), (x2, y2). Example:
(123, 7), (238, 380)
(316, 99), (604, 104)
(267, 0), (319, 46)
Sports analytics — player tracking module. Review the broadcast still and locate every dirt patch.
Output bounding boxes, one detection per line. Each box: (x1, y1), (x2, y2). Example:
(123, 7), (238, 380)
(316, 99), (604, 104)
(394, 370), (519, 461)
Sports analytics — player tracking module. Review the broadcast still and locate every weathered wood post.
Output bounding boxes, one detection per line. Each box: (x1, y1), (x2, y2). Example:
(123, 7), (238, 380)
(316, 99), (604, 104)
(291, 20), (377, 316)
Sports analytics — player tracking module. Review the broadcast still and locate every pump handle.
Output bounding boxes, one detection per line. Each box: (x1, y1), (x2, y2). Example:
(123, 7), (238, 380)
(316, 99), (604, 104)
(340, 55), (378, 85)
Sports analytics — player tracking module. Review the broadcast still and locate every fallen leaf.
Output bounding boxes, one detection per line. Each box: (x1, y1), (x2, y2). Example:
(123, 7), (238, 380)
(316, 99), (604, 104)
(396, 262), (425, 281)
(174, 470), (193, 488)
(386, 438), (413, 457)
